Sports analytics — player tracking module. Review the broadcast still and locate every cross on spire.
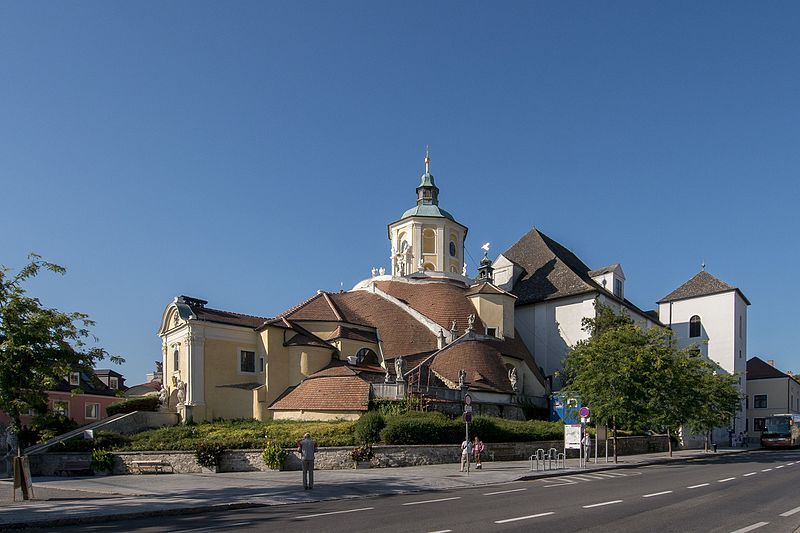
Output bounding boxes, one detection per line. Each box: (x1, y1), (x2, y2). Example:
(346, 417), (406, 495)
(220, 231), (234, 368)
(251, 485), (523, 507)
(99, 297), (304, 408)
(424, 145), (430, 174)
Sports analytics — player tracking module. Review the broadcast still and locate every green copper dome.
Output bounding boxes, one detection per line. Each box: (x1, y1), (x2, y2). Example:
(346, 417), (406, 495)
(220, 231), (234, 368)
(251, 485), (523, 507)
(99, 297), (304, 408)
(400, 204), (456, 221)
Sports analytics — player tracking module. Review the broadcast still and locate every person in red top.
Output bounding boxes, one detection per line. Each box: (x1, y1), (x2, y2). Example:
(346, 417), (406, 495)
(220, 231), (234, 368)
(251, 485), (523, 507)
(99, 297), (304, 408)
(473, 436), (485, 470)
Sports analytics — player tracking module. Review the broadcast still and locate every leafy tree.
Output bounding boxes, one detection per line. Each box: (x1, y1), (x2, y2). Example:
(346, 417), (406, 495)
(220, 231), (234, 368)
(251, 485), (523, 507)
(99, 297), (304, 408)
(685, 363), (741, 451)
(0, 254), (123, 456)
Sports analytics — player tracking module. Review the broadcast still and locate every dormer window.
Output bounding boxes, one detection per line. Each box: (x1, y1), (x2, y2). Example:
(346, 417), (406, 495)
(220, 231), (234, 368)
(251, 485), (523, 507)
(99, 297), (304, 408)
(689, 315), (701, 338)
(486, 327), (497, 338)
(69, 372), (80, 386)
(109, 377), (118, 390)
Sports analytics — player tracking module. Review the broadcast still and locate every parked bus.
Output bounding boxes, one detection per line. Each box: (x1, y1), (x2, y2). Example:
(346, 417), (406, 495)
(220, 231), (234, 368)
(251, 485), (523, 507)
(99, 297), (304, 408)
(761, 414), (800, 448)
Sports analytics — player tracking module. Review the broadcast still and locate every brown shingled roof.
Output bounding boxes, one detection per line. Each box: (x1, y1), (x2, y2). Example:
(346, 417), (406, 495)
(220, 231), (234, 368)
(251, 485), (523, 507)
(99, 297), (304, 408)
(329, 326), (378, 344)
(374, 279), (485, 334)
(465, 282), (517, 298)
(429, 340), (513, 393)
(269, 375), (371, 411)
(747, 357), (790, 380)
(192, 306), (269, 328)
(658, 270), (750, 305)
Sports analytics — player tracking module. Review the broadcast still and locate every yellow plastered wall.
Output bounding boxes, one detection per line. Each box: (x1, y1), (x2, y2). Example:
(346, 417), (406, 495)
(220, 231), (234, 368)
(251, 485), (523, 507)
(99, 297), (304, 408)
(203, 337), (261, 420)
(468, 293), (515, 338)
(336, 338), (382, 364)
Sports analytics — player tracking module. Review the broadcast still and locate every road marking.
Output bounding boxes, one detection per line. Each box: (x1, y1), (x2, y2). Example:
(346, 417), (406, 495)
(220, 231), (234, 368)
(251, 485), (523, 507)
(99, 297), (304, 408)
(495, 511), (555, 523)
(775, 465), (785, 469)
(294, 507), (374, 519)
(591, 473), (616, 478)
(688, 483), (709, 489)
(428, 530), (452, 533)
(570, 475), (599, 481)
(730, 522), (769, 533)
(483, 488), (527, 496)
(718, 477), (736, 482)
(583, 500), (623, 508)
(605, 472), (629, 477)
(580, 474), (610, 480)
(403, 497), (461, 506)
(743, 472), (756, 477)
(779, 505), (800, 517)
(642, 490), (673, 498)
(761, 468), (772, 472)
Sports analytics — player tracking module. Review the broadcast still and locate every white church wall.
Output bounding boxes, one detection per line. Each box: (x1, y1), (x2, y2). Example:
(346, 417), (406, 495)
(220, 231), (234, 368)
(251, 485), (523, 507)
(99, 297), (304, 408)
(515, 294), (596, 388)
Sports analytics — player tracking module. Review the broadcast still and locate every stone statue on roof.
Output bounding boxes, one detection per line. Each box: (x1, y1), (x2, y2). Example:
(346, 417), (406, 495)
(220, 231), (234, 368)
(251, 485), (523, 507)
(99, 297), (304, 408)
(458, 368), (466, 388)
(462, 263), (467, 276)
(379, 266), (385, 276)
(466, 313), (475, 333)
(508, 367), (518, 392)
(395, 356), (406, 382)
(371, 267), (378, 277)
(384, 365), (391, 384)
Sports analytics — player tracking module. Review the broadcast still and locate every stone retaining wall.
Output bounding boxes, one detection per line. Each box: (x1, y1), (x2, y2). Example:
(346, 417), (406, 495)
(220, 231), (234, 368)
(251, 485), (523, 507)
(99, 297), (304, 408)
(30, 435), (670, 475)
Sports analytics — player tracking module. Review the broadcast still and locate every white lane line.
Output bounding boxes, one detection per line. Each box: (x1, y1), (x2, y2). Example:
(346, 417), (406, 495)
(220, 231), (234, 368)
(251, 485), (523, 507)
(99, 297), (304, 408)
(570, 475), (599, 481)
(730, 522), (769, 533)
(779, 505), (800, 517)
(483, 488), (527, 496)
(495, 511), (555, 524)
(688, 483), (709, 489)
(580, 474), (610, 480)
(642, 491), (673, 498)
(762, 468), (772, 472)
(428, 530), (453, 533)
(294, 507), (374, 519)
(775, 465), (785, 469)
(402, 497), (461, 506)
(718, 477), (736, 482)
(591, 473), (616, 478)
(583, 500), (623, 508)
(743, 472), (756, 477)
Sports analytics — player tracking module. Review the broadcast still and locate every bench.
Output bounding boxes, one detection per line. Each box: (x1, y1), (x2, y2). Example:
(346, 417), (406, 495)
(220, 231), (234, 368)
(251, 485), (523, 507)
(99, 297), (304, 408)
(131, 460), (173, 474)
(58, 458), (92, 476)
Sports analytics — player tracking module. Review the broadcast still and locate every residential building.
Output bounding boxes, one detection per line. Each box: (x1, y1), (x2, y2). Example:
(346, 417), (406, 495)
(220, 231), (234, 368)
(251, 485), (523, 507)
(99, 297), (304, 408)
(746, 357), (800, 442)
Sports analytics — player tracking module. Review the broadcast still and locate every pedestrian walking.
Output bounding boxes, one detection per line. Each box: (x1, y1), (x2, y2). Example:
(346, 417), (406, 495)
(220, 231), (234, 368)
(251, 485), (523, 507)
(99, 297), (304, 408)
(460, 438), (473, 472)
(297, 432), (317, 490)
(473, 436), (484, 470)
(739, 432), (748, 448)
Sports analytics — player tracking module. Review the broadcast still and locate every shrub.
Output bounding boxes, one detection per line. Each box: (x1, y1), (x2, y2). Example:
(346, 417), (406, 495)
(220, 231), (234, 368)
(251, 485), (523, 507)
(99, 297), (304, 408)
(106, 396), (160, 416)
(380, 412), (462, 445)
(195, 441), (225, 469)
(55, 431), (132, 452)
(350, 444), (374, 462)
(468, 417), (563, 444)
(261, 438), (287, 470)
(354, 412), (385, 444)
(91, 449), (115, 473)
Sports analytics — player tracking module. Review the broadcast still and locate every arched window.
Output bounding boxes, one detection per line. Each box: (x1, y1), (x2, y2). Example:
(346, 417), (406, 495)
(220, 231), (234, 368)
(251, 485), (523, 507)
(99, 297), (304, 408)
(449, 233), (458, 257)
(423, 228), (436, 254)
(173, 348), (180, 370)
(689, 315), (701, 338)
(423, 262), (435, 271)
(355, 348), (379, 366)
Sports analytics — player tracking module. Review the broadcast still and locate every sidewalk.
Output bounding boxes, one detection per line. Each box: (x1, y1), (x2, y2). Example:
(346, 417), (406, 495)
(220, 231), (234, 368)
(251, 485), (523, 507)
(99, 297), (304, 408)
(0, 448), (750, 529)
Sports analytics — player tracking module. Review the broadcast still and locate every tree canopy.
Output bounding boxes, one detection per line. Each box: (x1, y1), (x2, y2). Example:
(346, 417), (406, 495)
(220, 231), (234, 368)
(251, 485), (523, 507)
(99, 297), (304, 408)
(0, 254), (123, 453)
(563, 302), (741, 457)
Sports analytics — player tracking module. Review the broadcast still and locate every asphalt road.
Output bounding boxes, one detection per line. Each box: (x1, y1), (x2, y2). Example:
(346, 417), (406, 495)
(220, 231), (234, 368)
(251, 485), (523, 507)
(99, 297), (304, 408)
(53, 449), (800, 533)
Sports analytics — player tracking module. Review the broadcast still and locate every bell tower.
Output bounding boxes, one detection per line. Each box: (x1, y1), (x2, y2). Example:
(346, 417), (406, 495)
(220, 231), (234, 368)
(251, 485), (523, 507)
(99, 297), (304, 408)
(387, 149), (468, 276)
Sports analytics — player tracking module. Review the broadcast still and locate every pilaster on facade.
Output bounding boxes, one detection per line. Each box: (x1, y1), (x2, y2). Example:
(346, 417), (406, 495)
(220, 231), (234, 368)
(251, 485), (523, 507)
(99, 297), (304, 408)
(186, 326), (205, 406)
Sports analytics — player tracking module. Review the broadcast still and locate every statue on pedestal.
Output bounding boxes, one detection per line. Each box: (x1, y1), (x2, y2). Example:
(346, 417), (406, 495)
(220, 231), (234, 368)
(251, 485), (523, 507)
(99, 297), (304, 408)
(508, 367), (518, 392)
(458, 368), (467, 388)
(394, 356), (406, 382)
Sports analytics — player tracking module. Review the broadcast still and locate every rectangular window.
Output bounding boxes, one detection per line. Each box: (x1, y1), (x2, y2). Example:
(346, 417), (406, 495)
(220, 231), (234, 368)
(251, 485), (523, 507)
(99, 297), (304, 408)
(85, 403), (99, 420)
(240, 350), (256, 373)
(739, 350), (742, 359)
(486, 327), (497, 338)
(259, 357), (265, 373)
(739, 316), (743, 339)
(744, 419), (748, 432)
(614, 279), (623, 298)
(52, 400), (70, 418)
(754, 394), (768, 409)
(753, 418), (767, 432)
(109, 377), (118, 390)
(69, 372), (80, 386)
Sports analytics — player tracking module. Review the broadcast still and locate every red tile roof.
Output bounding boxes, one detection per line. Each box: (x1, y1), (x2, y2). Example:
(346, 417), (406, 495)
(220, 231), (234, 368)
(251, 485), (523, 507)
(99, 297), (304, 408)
(428, 339), (513, 393)
(269, 375), (371, 411)
(193, 306), (269, 328)
(465, 282), (517, 298)
(374, 279), (485, 334)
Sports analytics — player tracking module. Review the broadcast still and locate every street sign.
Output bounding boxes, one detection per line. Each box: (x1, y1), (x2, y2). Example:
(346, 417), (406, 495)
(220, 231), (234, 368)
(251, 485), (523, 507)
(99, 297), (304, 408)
(463, 411), (473, 423)
(564, 424), (581, 449)
(579, 406), (590, 418)
(464, 394), (472, 405)
(464, 405), (473, 413)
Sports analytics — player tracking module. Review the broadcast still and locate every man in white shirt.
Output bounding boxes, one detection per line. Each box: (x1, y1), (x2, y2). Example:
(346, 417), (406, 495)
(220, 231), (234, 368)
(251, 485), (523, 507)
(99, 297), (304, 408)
(298, 433), (317, 490)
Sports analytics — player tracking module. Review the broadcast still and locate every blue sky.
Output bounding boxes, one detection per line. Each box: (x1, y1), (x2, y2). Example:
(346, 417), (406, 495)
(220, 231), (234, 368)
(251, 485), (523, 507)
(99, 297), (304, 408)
(2, 2), (799, 383)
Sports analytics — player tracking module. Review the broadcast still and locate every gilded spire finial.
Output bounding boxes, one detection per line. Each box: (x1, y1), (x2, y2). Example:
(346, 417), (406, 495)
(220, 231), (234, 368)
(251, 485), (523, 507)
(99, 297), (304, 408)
(424, 145), (430, 174)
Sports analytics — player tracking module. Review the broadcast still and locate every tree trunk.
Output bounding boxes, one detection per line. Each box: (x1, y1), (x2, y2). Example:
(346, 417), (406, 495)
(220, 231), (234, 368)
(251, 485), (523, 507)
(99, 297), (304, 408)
(667, 427), (673, 457)
(612, 416), (618, 464)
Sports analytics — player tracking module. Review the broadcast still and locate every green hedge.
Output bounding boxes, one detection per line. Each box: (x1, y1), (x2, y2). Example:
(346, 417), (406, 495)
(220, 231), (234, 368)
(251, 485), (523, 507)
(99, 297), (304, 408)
(380, 412), (463, 445)
(105, 396), (160, 416)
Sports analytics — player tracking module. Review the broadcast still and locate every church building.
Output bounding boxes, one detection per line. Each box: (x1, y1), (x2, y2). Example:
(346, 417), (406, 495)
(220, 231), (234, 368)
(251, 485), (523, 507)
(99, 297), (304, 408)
(157, 152), (749, 429)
